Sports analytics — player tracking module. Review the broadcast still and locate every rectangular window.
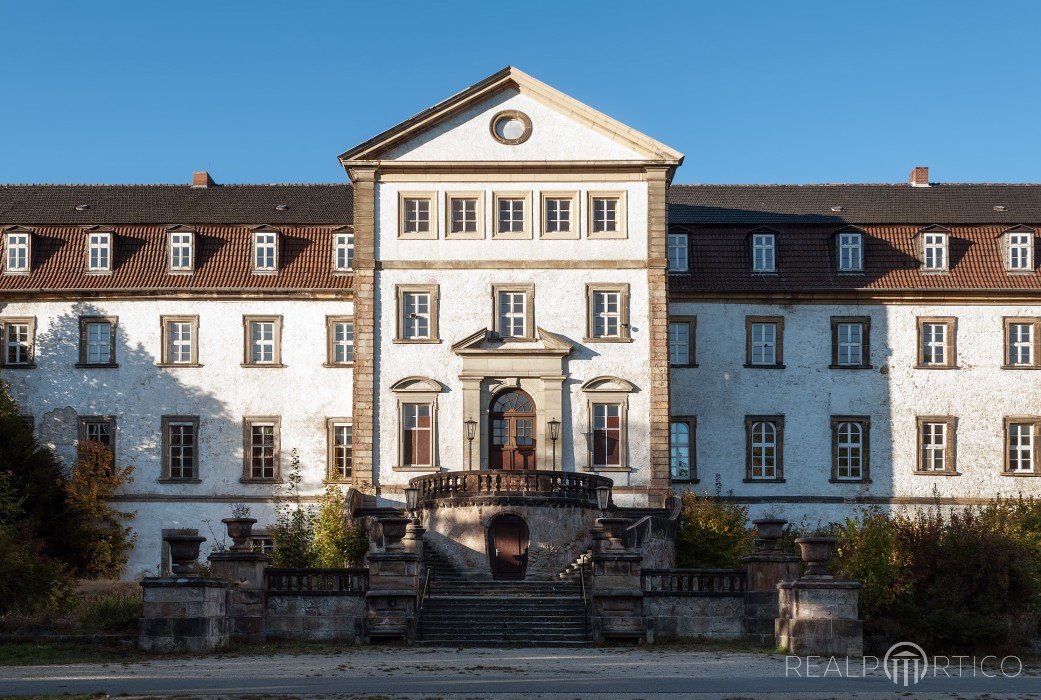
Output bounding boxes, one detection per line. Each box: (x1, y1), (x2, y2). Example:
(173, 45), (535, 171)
(402, 292), (430, 339)
(402, 403), (433, 467)
(328, 421), (353, 481)
(253, 231), (278, 271)
(162, 416), (199, 481)
(745, 416), (783, 481)
(922, 233), (947, 271)
(746, 316), (784, 367)
(168, 230), (193, 271)
(543, 196), (573, 235)
(1005, 418), (1040, 475)
(326, 316), (354, 365)
(1008, 232), (1032, 271)
(446, 194), (482, 239)
(917, 317), (956, 368)
(402, 197), (432, 235)
(2, 319), (35, 367)
(493, 285), (534, 340)
(1004, 318), (1041, 368)
(670, 418), (696, 482)
(243, 316), (283, 366)
(587, 192), (626, 238)
(497, 198), (525, 233)
(5, 231), (30, 273)
(667, 233), (689, 272)
(586, 284), (630, 342)
(160, 316), (199, 366)
(592, 403), (622, 468)
(252, 534), (274, 556)
(837, 232), (863, 272)
(668, 317), (696, 367)
(78, 416), (116, 466)
(87, 231), (112, 272)
(333, 230), (354, 271)
(751, 232), (776, 272)
(831, 416), (870, 482)
(917, 418), (955, 473)
(830, 317), (870, 369)
(243, 417), (280, 481)
(78, 316), (117, 367)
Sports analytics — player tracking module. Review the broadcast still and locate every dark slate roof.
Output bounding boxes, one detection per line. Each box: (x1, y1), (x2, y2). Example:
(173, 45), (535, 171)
(0, 184), (353, 225)
(668, 184), (1041, 224)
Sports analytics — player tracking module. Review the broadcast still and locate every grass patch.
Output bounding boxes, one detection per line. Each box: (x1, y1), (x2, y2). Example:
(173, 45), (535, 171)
(0, 642), (150, 666)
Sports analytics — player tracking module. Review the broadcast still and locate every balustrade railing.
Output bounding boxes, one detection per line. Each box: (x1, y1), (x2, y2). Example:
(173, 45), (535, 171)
(409, 470), (613, 507)
(265, 568), (368, 595)
(641, 568), (746, 596)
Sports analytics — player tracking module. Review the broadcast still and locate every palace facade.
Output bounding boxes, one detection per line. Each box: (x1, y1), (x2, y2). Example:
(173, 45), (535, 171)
(2, 67), (1040, 577)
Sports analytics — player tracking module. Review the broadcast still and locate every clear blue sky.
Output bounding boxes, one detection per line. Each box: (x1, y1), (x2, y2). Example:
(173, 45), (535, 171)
(3, 1), (1039, 185)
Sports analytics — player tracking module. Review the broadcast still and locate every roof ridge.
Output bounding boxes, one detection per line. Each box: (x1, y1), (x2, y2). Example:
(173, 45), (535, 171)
(669, 182), (1041, 188)
(0, 183), (351, 188)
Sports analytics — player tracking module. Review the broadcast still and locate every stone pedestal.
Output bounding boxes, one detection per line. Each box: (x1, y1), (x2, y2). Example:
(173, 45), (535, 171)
(742, 551), (800, 643)
(139, 577), (229, 652)
(364, 551), (419, 643)
(776, 578), (863, 657)
(208, 550), (270, 643)
(590, 543), (646, 643)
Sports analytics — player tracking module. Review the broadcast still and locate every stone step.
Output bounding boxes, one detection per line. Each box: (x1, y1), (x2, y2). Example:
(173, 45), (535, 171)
(418, 631), (590, 641)
(416, 639), (592, 648)
(421, 616), (588, 625)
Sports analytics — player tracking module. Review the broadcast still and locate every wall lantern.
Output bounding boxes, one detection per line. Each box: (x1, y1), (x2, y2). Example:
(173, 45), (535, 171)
(595, 484), (612, 512)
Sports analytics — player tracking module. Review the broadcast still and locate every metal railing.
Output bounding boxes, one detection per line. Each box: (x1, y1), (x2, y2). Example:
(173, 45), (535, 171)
(641, 568), (746, 596)
(265, 568), (368, 595)
(409, 470), (613, 507)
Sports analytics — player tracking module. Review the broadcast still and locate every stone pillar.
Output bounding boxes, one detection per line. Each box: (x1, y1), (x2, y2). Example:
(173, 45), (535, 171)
(741, 552), (800, 644)
(208, 550), (270, 644)
(139, 577), (229, 652)
(776, 579), (863, 656)
(364, 517), (419, 643)
(589, 517), (646, 643)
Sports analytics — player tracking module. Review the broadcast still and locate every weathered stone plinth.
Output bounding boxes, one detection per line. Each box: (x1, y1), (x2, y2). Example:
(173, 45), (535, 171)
(208, 550), (270, 643)
(776, 578), (863, 657)
(590, 551), (645, 643)
(364, 551), (419, 642)
(139, 577), (229, 652)
(742, 551), (800, 643)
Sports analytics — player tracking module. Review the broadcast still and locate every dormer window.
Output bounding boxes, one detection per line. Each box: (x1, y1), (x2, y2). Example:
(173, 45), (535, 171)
(4, 227), (31, 274)
(1001, 226), (1035, 273)
(86, 229), (113, 273)
(167, 227), (195, 272)
(252, 228), (279, 272)
(836, 230), (863, 272)
(333, 228), (354, 272)
(750, 230), (776, 273)
(915, 226), (950, 272)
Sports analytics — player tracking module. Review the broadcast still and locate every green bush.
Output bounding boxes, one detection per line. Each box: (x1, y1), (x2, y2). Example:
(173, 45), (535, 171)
(82, 594), (142, 632)
(0, 523), (73, 616)
(311, 485), (369, 567)
(675, 483), (755, 568)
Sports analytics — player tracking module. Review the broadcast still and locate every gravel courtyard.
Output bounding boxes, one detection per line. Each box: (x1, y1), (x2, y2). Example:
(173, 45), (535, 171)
(1, 645), (1039, 699)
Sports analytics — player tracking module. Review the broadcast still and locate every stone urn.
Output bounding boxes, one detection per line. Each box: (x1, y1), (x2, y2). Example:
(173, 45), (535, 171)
(164, 533), (206, 576)
(795, 536), (838, 577)
(379, 516), (411, 552)
(221, 517), (257, 552)
(753, 518), (787, 552)
(595, 517), (632, 551)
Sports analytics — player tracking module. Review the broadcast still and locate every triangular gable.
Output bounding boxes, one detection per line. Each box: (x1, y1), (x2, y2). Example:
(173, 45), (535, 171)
(451, 326), (573, 356)
(339, 66), (682, 165)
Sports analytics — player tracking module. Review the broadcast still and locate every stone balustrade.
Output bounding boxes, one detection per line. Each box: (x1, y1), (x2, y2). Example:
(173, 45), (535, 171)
(265, 568), (369, 595)
(641, 568), (746, 596)
(409, 470), (613, 507)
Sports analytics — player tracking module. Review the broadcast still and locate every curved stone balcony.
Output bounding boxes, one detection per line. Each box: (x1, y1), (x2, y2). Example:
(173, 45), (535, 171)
(409, 470), (613, 508)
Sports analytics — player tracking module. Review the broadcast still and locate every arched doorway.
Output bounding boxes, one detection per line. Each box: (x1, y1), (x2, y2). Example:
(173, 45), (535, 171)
(488, 514), (529, 580)
(489, 389), (536, 470)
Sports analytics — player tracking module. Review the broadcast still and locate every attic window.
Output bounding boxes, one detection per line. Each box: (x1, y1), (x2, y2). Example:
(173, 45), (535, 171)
(919, 229), (949, 272)
(75, 204), (90, 211)
(86, 230), (113, 273)
(252, 229), (279, 273)
(837, 230), (864, 272)
(168, 228), (195, 273)
(489, 110), (532, 145)
(994, 205), (1008, 212)
(4, 229), (31, 274)
(1003, 227), (1035, 273)
(751, 231), (776, 273)
(275, 204), (289, 211)
(830, 206), (844, 212)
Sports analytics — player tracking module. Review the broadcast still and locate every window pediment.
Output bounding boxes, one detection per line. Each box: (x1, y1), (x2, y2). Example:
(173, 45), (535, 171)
(581, 375), (636, 394)
(390, 376), (444, 394)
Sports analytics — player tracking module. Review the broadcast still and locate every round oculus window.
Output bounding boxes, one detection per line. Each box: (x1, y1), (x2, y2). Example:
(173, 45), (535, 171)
(489, 110), (532, 145)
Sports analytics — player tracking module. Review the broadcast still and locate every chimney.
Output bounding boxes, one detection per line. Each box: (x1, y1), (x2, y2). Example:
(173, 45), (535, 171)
(192, 171), (215, 188)
(909, 166), (930, 188)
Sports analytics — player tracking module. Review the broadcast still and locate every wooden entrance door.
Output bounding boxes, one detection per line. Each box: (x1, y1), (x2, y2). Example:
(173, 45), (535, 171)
(489, 390), (536, 470)
(488, 514), (529, 580)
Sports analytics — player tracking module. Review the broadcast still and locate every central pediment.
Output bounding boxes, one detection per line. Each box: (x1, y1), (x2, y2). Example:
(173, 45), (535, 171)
(451, 327), (573, 358)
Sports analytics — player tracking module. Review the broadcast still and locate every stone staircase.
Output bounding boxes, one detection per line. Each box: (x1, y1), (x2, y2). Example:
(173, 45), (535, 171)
(557, 548), (593, 581)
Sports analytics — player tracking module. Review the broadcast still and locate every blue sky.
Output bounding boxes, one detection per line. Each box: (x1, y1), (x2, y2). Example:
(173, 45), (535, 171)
(2, 1), (1039, 185)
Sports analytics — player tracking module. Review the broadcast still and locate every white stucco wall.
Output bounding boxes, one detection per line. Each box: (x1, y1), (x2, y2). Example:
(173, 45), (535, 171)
(0, 298), (353, 576)
(669, 301), (1041, 526)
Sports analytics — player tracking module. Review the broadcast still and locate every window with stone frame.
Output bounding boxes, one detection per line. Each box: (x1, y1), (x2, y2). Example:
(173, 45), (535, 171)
(667, 232), (689, 272)
(327, 419), (353, 481)
(493, 284), (534, 340)
(333, 229), (354, 271)
(492, 192), (531, 238)
(160, 316), (199, 366)
(670, 417), (697, 482)
(830, 316), (870, 369)
(446, 193), (483, 239)
(396, 285), (439, 342)
(668, 317), (696, 367)
(400, 194), (435, 238)
(916, 416), (957, 474)
(1, 318), (35, 367)
(831, 416), (870, 482)
(1005, 418), (1041, 475)
(401, 403), (434, 468)
(541, 192), (577, 238)
(242, 417), (280, 482)
(591, 403), (623, 468)
(161, 416), (199, 482)
(585, 284), (630, 342)
(745, 316), (784, 368)
(325, 316), (354, 365)
(78, 415), (116, 466)
(243, 316), (283, 366)
(916, 317), (957, 368)
(77, 316), (117, 367)
(1004, 317), (1041, 368)
(587, 192), (626, 238)
(745, 415), (783, 482)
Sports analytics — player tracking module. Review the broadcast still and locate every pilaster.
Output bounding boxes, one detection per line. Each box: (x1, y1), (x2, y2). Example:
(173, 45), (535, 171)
(349, 166), (378, 492)
(645, 165), (672, 503)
